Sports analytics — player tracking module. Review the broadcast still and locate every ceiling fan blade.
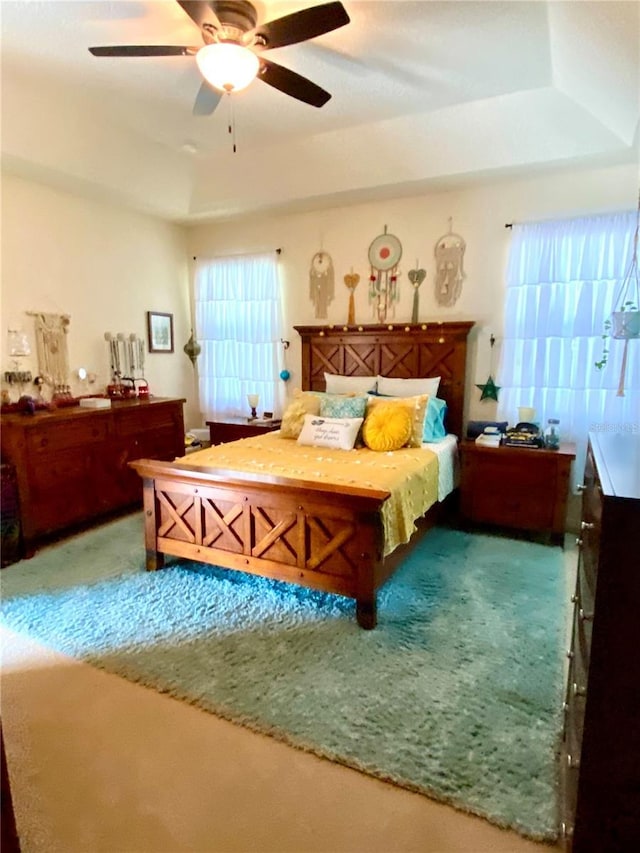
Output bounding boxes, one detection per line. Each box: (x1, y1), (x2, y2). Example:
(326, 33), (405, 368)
(258, 57), (330, 108)
(175, 1), (221, 31)
(253, 2), (349, 50)
(193, 81), (223, 115)
(89, 46), (197, 57)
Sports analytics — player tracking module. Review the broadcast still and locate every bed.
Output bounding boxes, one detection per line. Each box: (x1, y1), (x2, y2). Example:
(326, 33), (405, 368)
(131, 321), (474, 628)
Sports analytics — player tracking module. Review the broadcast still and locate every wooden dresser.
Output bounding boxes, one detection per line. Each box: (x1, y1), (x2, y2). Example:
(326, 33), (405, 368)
(0, 397), (185, 548)
(561, 432), (640, 850)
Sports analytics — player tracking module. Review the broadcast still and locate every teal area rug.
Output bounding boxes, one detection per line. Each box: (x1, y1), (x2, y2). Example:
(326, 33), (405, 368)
(1, 513), (565, 841)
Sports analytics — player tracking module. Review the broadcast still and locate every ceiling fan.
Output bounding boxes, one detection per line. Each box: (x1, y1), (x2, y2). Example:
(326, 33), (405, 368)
(89, 0), (350, 115)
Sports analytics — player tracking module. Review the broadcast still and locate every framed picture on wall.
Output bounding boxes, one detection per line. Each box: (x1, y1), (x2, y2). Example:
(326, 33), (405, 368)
(147, 311), (174, 353)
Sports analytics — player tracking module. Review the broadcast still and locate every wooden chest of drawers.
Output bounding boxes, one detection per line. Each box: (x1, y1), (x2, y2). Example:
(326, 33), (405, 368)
(560, 432), (640, 850)
(459, 440), (575, 544)
(0, 397), (185, 547)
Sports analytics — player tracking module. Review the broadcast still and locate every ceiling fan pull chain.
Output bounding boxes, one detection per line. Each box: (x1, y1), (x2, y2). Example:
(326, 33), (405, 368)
(226, 92), (238, 154)
(232, 95), (237, 154)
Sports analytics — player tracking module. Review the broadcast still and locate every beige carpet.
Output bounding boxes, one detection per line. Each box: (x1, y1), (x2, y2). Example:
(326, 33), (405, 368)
(1, 620), (563, 853)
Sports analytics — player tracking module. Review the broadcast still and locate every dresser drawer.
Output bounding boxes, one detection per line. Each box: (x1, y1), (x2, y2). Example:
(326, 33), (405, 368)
(470, 487), (553, 530)
(575, 553), (596, 621)
(115, 404), (179, 436)
(27, 417), (108, 453)
(471, 454), (557, 488)
(568, 609), (591, 690)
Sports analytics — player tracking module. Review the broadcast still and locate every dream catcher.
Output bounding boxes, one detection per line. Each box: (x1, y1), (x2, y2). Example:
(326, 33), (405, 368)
(309, 250), (335, 319)
(368, 225), (403, 322)
(408, 264), (426, 323)
(434, 218), (466, 307)
(343, 270), (360, 324)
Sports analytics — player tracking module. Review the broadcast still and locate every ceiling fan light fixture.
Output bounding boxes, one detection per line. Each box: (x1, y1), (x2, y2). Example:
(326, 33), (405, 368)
(196, 42), (259, 93)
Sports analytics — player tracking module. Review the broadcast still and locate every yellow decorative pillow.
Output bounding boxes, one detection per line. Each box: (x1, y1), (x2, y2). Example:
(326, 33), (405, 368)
(280, 390), (321, 439)
(366, 394), (429, 447)
(363, 403), (413, 451)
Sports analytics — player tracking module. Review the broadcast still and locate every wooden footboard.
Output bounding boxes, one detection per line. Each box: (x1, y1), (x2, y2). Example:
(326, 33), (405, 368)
(130, 459), (390, 628)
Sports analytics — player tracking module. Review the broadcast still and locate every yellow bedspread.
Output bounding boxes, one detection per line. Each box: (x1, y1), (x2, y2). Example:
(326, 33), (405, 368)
(178, 432), (438, 556)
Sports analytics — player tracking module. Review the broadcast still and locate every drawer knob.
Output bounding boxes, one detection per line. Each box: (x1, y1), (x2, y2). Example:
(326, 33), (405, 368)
(576, 484), (587, 493)
(567, 753), (581, 769)
(579, 608), (594, 622)
(566, 649), (574, 660)
(561, 821), (574, 839)
(572, 682), (587, 697)
(571, 593), (579, 604)
(580, 521), (595, 531)
(575, 537), (583, 547)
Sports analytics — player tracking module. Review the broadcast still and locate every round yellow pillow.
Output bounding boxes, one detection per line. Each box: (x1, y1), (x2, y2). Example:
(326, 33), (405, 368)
(363, 403), (413, 451)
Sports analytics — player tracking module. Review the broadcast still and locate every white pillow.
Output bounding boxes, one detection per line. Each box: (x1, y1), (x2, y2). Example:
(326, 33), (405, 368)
(324, 373), (377, 394)
(297, 414), (363, 450)
(376, 375), (441, 398)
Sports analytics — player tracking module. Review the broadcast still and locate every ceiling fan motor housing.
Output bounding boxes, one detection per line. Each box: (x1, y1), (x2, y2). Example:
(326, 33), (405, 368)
(212, 1), (258, 33)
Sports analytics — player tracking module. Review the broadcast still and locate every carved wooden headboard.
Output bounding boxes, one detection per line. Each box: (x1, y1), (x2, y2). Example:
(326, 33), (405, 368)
(294, 321), (475, 439)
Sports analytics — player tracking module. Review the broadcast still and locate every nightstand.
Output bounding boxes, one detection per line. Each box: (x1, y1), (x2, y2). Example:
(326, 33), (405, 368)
(206, 416), (282, 446)
(459, 439), (576, 545)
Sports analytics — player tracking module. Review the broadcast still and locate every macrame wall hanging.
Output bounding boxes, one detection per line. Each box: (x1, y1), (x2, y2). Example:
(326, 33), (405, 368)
(309, 250), (335, 319)
(408, 263), (426, 323)
(434, 218), (466, 307)
(343, 270), (360, 324)
(28, 311), (71, 391)
(368, 225), (403, 322)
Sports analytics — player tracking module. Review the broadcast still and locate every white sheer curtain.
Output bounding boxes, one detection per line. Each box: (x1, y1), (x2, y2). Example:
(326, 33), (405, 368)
(194, 252), (284, 420)
(498, 210), (638, 487)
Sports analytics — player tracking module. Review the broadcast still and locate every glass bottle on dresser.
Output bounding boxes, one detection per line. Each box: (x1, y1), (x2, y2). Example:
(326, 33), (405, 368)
(544, 419), (561, 450)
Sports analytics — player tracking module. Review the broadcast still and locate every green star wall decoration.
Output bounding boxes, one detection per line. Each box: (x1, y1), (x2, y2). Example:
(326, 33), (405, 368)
(476, 375), (501, 401)
(476, 333), (500, 401)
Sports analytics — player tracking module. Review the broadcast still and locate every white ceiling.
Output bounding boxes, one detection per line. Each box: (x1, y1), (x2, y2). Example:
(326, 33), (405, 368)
(1, 0), (639, 223)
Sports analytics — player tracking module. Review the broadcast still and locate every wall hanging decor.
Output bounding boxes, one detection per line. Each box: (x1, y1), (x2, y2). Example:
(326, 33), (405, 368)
(408, 264), (426, 322)
(343, 270), (360, 324)
(183, 330), (201, 367)
(27, 311), (71, 392)
(280, 338), (291, 382)
(594, 190), (640, 397)
(476, 333), (501, 401)
(368, 225), (403, 322)
(309, 250), (335, 319)
(434, 218), (466, 307)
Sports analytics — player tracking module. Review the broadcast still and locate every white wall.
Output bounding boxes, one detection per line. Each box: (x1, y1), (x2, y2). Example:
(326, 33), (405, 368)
(1, 173), (199, 426)
(188, 162), (636, 427)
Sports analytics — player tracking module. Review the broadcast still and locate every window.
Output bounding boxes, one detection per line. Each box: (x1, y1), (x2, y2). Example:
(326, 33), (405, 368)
(194, 252), (284, 419)
(498, 210), (638, 485)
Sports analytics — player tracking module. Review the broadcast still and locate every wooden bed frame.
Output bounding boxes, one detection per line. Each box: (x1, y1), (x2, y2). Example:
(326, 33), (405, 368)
(131, 321), (474, 629)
